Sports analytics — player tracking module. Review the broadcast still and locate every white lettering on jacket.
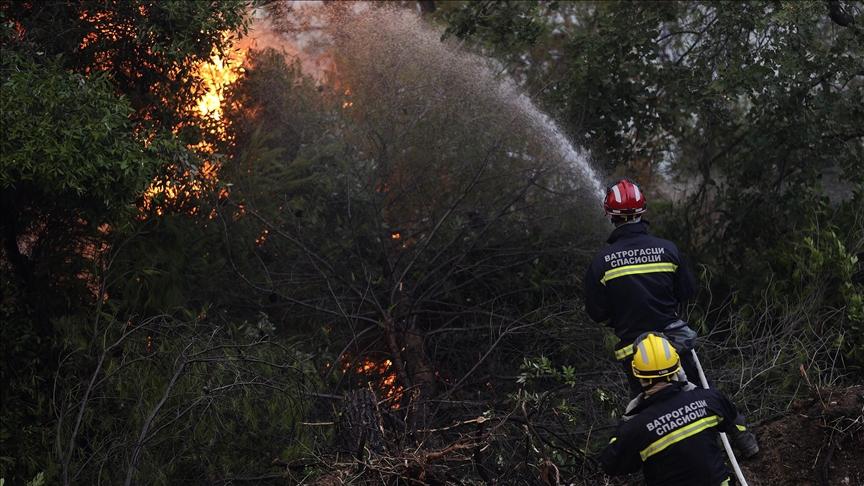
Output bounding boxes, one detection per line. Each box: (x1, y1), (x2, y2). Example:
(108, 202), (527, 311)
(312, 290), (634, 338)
(644, 399), (709, 436)
(603, 247), (666, 268)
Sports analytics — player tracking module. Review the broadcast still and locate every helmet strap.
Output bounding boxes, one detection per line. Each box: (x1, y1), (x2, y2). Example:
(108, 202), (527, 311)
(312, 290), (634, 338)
(612, 215), (642, 226)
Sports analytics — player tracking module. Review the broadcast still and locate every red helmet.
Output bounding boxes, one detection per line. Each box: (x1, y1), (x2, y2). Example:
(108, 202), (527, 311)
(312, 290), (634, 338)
(604, 179), (646, 217)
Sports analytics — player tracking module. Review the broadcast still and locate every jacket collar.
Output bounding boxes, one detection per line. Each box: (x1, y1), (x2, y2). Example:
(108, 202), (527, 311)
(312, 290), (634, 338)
(629, 381), (686, 416)
(607, 220), (649, 244)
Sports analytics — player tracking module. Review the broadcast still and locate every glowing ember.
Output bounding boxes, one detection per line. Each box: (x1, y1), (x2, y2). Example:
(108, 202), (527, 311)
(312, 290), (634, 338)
(234, 202), (247, 220)
(255, 228), (270, 246)
(139, 160), (222, 216)
(343, 357), (404, 408)
(340, 87), (354, 109)
(71, 221), (112, 302)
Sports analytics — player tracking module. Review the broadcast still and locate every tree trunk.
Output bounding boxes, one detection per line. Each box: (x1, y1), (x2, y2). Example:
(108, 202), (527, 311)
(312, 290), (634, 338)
(336, 388), (385, 457)
(403, 322), (437, 435)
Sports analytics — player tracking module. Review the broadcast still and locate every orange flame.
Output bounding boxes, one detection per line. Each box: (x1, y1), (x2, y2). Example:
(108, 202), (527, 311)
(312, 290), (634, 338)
(140, 34), (247, 217)
(255, 228), (269, 246)
(343, 357), (404, 408)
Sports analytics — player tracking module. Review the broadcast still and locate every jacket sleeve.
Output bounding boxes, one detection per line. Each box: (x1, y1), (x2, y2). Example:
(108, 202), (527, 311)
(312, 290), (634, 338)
(583, 262), (608, 323)
(599, 427), (641, 476)
(710, 390), (743, 435)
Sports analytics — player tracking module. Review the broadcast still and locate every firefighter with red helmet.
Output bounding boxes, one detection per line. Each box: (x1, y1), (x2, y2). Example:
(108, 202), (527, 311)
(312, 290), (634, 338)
(584, 179), (700, 396)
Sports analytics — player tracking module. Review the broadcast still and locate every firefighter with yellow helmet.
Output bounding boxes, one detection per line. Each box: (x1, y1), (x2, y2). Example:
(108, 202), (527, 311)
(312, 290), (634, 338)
(600, 333), (758, 486)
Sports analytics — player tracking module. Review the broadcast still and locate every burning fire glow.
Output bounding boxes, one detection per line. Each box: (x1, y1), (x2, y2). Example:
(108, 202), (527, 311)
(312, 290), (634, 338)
(195, 46), (247, 123)
(341, 88), (353, 109)
(139, 34), (247, 216)
(255, 228), (269, 247)
(344, 357), (404, 408)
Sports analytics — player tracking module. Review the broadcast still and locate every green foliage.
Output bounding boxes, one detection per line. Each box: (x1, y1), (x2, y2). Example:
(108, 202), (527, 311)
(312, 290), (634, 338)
(446, 0), (862, 276)
(47, 311), (312, 484)
(0, 283), (51, 480)
(514, 354), (621, 457)
(448, 2), (862, 370)
(518, 356), (579, 387)
(0, 2), (256, 483)
(0, 52), (157, 216)
(442, 1), (550, 55)
(794, 216), (860, 312)
(790, 206), (864, 365)
(2, 0), (251, 128)
(108, 215), (238, 316)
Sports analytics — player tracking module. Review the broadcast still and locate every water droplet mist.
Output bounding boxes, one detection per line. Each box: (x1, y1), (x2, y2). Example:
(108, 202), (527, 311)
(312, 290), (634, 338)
(244, 2), (605, 214)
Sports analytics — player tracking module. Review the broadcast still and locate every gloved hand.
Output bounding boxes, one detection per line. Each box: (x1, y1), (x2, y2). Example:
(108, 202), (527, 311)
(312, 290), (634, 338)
(732, 429), (759, 459)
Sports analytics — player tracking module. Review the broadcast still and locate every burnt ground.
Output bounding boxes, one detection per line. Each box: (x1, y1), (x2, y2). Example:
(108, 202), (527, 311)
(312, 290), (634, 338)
(740, 386), (864, 486)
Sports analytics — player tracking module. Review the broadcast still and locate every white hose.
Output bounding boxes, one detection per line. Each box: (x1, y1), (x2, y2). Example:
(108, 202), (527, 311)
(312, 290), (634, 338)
(690, 349), (749, 486)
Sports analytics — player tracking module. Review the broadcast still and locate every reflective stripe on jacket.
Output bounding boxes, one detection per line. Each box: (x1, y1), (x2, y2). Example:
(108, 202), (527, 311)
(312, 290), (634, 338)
(584, 221), (696, 343)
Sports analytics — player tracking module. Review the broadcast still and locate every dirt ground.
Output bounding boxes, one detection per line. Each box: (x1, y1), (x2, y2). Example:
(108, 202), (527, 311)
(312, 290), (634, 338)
(740, 386), (864, 486)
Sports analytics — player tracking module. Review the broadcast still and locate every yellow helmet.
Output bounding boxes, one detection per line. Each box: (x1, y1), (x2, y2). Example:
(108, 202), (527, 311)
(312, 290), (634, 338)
(631, 333), (681, 379)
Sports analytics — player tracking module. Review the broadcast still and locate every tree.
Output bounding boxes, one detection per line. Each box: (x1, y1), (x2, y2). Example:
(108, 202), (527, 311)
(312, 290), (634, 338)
(0, 1), (252, 481)
(217, 4), (603, 440)
(442, 0), (864, 360)
(1, 52), (158, 326)
(0, 0), (252, 333)
(51, 307), (310, 485)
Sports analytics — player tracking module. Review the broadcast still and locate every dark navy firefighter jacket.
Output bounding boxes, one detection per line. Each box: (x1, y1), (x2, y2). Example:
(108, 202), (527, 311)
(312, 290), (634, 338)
(600, 382), (744, 486)
(584, 221), (696, 343)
